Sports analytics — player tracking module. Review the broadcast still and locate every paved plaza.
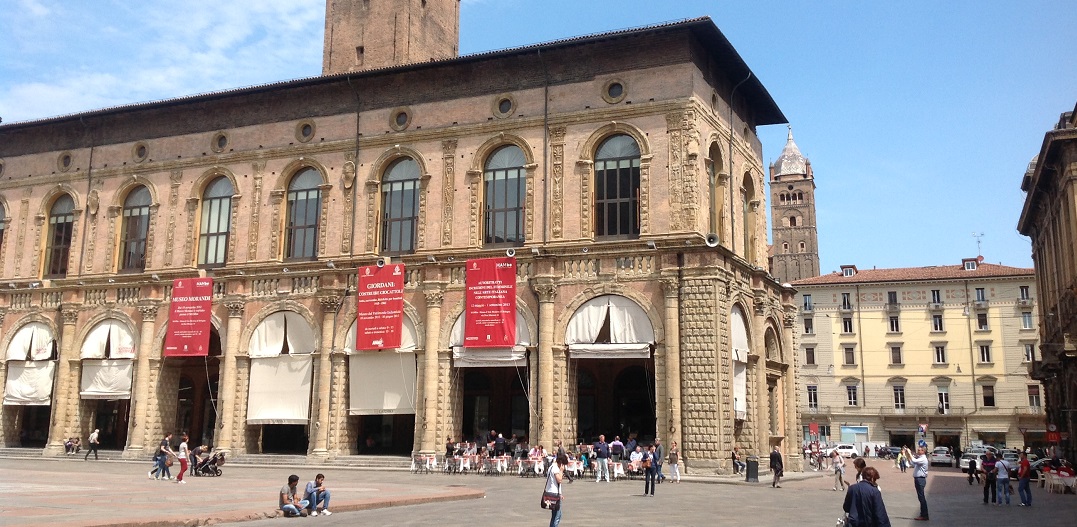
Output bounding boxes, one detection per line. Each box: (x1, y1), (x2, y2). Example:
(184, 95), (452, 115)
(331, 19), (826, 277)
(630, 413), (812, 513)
(1, 456), (1075, 526)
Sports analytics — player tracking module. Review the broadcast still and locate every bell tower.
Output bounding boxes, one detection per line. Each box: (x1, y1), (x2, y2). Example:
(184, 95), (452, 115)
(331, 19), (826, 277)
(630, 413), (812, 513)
(768, 126), (820, 283)
(323, 0), (460, 75)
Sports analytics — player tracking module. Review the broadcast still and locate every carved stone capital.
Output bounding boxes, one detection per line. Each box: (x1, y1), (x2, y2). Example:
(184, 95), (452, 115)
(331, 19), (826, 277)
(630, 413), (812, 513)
(0, 308), (6, 325)
(749, 199), (761, 212)
(532, 281), (557, 303)
(423, 289), (444, 307)
(61, 309), (79, 325)
(660, 277), (679, 298)
(319, 295), (343, 313)
(137, 304), (159, 321)
(225, 301), (245, 318)
(549, 126), (567, 143)
(442, 139), (458, 156)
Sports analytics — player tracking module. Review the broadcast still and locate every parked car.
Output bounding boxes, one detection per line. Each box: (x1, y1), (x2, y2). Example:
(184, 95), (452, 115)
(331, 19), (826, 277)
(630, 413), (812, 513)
(824, 444), (860, 458)
(929, 447), (954, 466)
(1001, 449), (1021, 464)
(882, 446), (902, 459)
(959, 453), (987, 471)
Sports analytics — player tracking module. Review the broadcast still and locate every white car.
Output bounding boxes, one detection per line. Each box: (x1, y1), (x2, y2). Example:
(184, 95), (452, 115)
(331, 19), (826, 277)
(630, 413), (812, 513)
(929, 447), (954, 466)
(824, 444), (860, 458)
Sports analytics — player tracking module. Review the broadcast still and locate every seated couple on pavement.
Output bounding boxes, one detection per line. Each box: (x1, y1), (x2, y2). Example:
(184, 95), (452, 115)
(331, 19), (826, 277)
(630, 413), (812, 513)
(280, 474), (333, 517)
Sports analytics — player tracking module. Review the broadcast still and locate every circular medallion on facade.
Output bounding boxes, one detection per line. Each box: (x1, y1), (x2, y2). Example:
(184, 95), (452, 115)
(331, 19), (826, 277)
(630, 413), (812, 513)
(492, 94), (516, 119)
(389, 107), (412, 131)
(601, 79), (627, 104)
(57, 152), (73, 172)
(296, 120), (316, 143)
(211, 132), (229, 153)
(133, 142), (149, 163)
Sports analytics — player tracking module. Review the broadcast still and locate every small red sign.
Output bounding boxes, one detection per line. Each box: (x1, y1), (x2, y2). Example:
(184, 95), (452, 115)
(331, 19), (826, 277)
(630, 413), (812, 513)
(163, 278), (214, 357)
(809, 422), (819, 435)
(464, 257), (517, 348)
(1046, 431), (1061, 443)
(355, 263), (405, 350)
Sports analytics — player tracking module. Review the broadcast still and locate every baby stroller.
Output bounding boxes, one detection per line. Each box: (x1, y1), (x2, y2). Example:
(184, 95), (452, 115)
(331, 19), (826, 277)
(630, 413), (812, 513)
(192, 452), (226, 476)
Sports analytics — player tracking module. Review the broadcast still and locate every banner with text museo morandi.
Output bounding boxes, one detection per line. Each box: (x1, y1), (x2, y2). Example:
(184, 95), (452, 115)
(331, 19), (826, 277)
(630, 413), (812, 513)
(355, 263), (405, 350)
(464, 257), (517, 348)
(163, 278), (214, 357)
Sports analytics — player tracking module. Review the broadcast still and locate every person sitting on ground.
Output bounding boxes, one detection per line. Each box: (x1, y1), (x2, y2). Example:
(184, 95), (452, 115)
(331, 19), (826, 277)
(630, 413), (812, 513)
(304, 473), (332, 516)
(72, 437), (81, 454)
(64, 438), (75, 454)
(280, 474), (310, 517)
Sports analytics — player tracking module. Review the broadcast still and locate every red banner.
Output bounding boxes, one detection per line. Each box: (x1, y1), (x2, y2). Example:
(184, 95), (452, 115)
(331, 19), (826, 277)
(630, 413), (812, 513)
(355, 263), (405, 350)
(163, 278), (213, 357)
(464, 257), (517, 348)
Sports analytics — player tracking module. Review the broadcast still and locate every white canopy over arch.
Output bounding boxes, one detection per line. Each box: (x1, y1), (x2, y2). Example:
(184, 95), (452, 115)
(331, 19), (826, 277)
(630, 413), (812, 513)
(248, 311), (316, 357)
(565, 295), (654, 359)
(730, 305), (750, 420)
(348, 316), (418, 415)
(80, 319), (137, 359)
(450, 310), (532, 367)
(5, 322), (55, 361)
(80, 360), (134, 399)
(3, 361), (55, 405)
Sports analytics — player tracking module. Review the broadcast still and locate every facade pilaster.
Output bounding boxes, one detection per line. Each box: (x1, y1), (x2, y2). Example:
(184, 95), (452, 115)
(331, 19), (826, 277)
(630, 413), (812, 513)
(533, 280), (556, 448)
(46, 307), (79, 454)
(312, 295), (341, 456)
(127, 303), (158, 455)
(660, 276), (683, 450)
(420, 288), (443, 453)
(216, 300), (244, 453)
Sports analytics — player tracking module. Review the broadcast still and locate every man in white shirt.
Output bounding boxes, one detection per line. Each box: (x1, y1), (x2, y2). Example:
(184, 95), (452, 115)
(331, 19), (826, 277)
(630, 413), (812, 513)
(903, 446), (929, 521)
(84, 429), (100, 461)
(995, 458), (1012, 505)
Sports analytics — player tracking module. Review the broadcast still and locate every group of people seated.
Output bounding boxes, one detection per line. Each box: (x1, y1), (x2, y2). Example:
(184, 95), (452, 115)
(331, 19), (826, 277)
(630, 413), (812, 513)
(63, 437), (81, 455)
(279, 473), (333, 517)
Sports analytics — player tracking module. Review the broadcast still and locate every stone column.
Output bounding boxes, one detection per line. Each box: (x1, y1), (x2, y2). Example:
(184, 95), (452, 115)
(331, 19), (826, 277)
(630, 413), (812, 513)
(127, 303), (158, 454)
(216, 301), (244, 453)
(533, 280), (556, 448)
(47, 308), (79, 454)
(420, 288), (443, 453)
(312, 295), (341, 456)
(660, 276), (683, 450)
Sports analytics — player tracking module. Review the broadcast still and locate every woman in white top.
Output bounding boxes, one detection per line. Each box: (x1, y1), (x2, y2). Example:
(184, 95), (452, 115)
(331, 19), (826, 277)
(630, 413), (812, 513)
(176, 433), (190, 484)
(546, 452), (569, 527)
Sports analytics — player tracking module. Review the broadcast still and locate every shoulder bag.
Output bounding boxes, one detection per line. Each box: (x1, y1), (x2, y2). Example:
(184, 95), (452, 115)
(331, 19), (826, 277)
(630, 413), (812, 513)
(540, 466), (561, 511)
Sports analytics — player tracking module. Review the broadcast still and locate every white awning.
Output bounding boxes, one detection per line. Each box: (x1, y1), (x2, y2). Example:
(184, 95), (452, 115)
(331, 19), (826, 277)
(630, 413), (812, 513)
(5, 322), (55, 361)
(80, 320), (137, 359)
(451, 311), (531, 367)
(79, 359), (133, 399)
(345, 316), (418, 353)
(731, 306), (749, 416)
(566, 343), (650, 359)
(246, 354), (313, 424)
(248, 312), (316, 358)
(3, 360), (56, 405)
(348, 352), (417, 415)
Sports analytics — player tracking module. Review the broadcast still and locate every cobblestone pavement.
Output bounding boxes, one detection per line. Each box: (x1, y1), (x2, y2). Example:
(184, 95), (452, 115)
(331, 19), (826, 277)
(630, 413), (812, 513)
(2, 457), (1075, 527)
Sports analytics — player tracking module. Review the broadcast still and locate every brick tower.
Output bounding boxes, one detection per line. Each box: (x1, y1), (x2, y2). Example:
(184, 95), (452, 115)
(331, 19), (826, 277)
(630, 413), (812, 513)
(768, 126), (820, 283)
(323, 0), (460, 75)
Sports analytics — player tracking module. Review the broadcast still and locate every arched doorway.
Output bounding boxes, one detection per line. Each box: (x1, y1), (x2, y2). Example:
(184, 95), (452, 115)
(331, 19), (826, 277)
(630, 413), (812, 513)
(565, 295), (656, 444)
(346, 317), (418, 456)
(78, 318), (137, 450)
(3, 321), (57, 447)
(246, 311), (315, 454)
(172, 326), (221, 448)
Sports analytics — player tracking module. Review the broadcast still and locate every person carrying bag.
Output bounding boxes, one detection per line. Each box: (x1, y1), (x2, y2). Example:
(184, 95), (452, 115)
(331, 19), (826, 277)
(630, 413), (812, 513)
(541, 452), (570, 527)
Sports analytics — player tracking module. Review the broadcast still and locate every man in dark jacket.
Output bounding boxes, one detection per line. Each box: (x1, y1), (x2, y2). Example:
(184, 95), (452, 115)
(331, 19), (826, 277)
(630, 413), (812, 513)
(843, 467), (891, 527)
(654, 438), (666, 482)
(770, 446), (784, 488)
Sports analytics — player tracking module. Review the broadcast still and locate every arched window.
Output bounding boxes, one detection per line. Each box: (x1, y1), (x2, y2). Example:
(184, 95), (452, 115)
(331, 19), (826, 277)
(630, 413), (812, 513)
(789, 216), (797, 227)
(381, 157), (420, 254)
(45, 194), (75, 278)
(594, 134), (641, 238)
(706, 142), (723, 237)
(120, 186), (151, 271)
(483, 145), (526, 246)
(198, 177), (234, 268)
(797, 191), (804, 202)
(0, 201), (6, 255)
(285, 168), (322, 260)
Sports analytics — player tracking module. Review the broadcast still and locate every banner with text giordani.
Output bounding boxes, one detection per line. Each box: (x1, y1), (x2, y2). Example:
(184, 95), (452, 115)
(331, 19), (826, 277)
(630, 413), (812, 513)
(355, 263), (406, 350)
(163, 278), (213, 357)
(464, 257), (517, 348)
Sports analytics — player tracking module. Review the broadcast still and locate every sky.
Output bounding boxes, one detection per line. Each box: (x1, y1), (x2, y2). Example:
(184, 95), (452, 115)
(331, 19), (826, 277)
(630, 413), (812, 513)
(2, 0), (1073, 273)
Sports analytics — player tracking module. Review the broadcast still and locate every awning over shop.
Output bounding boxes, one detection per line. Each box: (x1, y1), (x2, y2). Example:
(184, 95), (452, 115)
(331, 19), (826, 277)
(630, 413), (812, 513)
(730, 305), (750, 418)
(349, 317), (418, 415)
(451, 311), (531, 367)
(3, 360), (56, 405)
(932, 429), (963, 435)
(79, 359), (133, 399)
(974, 429), (1011, 434)
(80, 320), (137, 359)
(246, 354), (313, 424)
(248, 312), (316, 357)
(565, 295), (654, 360)
(6, 322), (55, 361)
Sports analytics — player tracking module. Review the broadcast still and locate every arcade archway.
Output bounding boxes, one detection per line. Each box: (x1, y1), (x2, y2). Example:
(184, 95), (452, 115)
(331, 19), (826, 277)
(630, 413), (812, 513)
(3, 321), (57, 447)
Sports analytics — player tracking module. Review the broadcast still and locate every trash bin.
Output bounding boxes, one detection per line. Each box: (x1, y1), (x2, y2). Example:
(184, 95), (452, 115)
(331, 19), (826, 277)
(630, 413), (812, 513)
(745, 455), (759, 482)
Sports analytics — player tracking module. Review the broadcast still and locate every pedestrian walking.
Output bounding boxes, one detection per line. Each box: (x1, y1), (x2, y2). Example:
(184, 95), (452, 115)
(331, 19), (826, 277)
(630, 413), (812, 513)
(544, 452), (570, 527)
(149, 432), (175, 480)
(967, 455), (980, 485)
(667, 441), (681, 483)
(84, 429), (100, 461)
(654, 438), (665, 483)
(643, 444), (657, 496)
(981, 451), (998, 504)
(770, 446), (784, 488)
(902, 446), (929, 521)
(176, 433), (190, 484)
(842, 467), (891, 527)
(1017, 451), (1033, 507)
(832, 451), (847, 491)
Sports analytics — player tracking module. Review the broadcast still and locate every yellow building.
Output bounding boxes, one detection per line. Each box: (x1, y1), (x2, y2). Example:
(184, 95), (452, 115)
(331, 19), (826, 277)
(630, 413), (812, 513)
(792, 260), (1045, 451)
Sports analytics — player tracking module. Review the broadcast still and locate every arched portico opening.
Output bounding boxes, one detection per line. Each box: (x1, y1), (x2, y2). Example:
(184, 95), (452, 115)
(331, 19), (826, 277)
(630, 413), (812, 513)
(3, 321), (58, 448)
(246, 311), (315, 454)
(169, 326), (222, 449)
(345, 317), (418, 456)
(77, 318), (137, 450)
(565, 295), (656, 444)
